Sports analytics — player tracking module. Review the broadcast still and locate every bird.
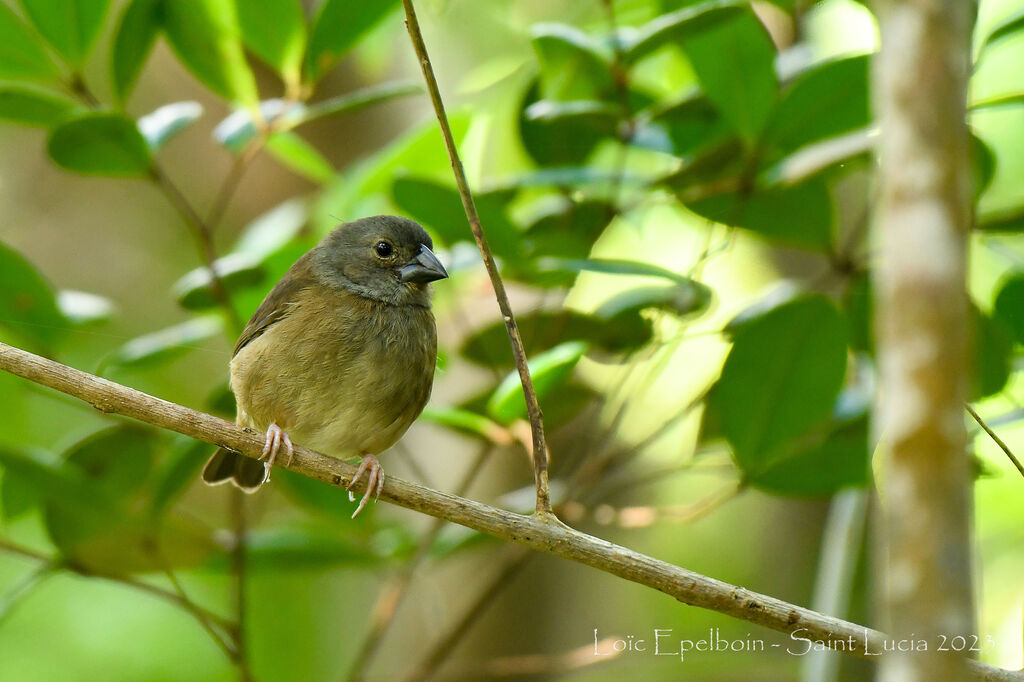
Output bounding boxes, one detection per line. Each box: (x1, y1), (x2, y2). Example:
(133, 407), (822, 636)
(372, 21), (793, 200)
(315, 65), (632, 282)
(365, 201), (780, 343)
(201, 215), (449, 517)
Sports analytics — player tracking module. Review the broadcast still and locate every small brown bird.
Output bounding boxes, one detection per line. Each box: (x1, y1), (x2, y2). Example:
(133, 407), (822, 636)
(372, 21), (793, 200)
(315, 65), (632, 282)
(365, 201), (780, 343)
(202, 215), (448, 516)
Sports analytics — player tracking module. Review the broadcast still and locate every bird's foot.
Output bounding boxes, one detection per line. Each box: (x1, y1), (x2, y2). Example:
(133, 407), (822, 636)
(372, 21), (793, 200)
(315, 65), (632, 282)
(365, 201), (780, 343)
(347, 453), (384, 518)
(259, 423), (293, 481)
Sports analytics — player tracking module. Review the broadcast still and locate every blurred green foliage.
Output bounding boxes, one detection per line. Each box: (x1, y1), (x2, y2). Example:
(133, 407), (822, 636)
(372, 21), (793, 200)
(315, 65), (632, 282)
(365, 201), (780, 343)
(0, 0), (1022, 679)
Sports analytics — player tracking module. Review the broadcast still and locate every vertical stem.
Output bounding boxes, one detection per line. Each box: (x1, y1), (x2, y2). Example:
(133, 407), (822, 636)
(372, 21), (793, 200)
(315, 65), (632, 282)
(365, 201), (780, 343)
(230, 488), (252, 681)
(872, 1), (977, 680)
(401, 0), (553, 516)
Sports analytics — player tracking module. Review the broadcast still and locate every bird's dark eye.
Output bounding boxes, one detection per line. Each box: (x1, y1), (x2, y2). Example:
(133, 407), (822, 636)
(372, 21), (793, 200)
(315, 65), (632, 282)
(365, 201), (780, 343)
(374, 241), (393, 258)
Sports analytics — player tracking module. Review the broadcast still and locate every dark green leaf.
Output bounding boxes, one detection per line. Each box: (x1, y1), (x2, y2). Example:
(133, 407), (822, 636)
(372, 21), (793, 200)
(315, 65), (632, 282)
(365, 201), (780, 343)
(0, 447), (117, 516)
(305, 0), (399, 82)
(0, 84), (76, 127)
(518, 82), (618, 166)
(520, 200), (615, 275)
(971, 304), (1012, 400)
(275, 469), (354, 520)
(649, 92), (729, 158)
(161, 0), (258, 104)
(624, 0), (746, 64)
(460, 310), (651, 368)
(106, 316), (223, 369)
(266, 130), (335, 184)
(110, 0), (160, 103)
(761, 128), (874, 187)
(391, 177), (521, 259)
(661, 136), (746, 191)
(0, 4), (61, 81)
(236, 0), (305, 84)
(19, 0), (109, 66)
(531, 23), (613, 101)
(63, 425), (159, 499)
(150, 436), (208, 516)
(709, 295), (848, 468)
(0, 241), (67, 350)
(977, 206), (1024, 232)
(47, 112), (153, 176)
(748, 416), (870, 496)
(681, 11), (777, 144)
(137, 101), (203, 150)
(685, 179), (833, 250)
(173, 253), (264, 310)
(994, 272), (1024, 345)
(971, 132), (996, 199)
(763, 55), (870, 158)
(842, 275), (873, 353)
(487, 341), (588, 423)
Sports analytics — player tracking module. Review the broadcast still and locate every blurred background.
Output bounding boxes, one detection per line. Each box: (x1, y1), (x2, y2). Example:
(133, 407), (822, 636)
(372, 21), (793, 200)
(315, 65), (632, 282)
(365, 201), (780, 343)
(0, 0), (1022, 679)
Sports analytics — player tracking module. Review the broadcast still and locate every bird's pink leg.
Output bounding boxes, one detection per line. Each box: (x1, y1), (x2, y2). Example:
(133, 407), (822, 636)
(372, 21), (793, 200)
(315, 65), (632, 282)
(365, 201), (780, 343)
(347, 453), (384, 518)
(259, 423), (294, 481)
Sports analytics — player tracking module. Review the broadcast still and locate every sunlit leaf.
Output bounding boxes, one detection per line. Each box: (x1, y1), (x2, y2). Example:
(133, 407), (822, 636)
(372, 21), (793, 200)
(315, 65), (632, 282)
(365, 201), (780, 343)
(0, 84), (76, 127)
(233, 199), (308, 259)
(57, 290), (114, 325)
(298, 81), (422, 126)
(761, 128), (874, 187)
(137, 101), (203, 151)
(110, 0), (160, 103)
(236, 0), (306, 84)
(419, 407), (512, 444)
(0, 241), (67, 350)
(708, 295), (848, 468)
(0, 4), (61, 81)
(47, 112), (153, 176)
(107, 316), (223, 369)
(173, 253), (264, 310)
(161, 0), (258, 104)
(19, 0), (109, 66)
(266, 130), (335, 184)
(980, 8), (1024, 52)
(305, 0), (399, 82)
(487, 341), (588, 424)
(681, 11), (777, 144)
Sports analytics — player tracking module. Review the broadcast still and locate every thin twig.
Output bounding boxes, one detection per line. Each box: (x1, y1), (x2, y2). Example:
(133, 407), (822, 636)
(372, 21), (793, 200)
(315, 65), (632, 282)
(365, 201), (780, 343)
(966, 404), (1024, 479)
(230, 489), (253, 681)
(406, 548), (534, 682)
(401, 0), (553, 517)
(346, 445), (492, 681)
(0, 343), (1020, 681)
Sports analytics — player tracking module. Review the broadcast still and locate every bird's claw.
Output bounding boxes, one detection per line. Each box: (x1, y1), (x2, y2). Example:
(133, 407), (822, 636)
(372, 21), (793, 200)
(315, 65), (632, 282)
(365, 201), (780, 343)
(259, 423), (293, 482)
(347, 454), (384, 518)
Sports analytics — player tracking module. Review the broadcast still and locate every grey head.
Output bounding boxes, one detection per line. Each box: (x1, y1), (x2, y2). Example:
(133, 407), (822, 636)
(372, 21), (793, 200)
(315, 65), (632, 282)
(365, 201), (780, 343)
(311, 215), (448, 307)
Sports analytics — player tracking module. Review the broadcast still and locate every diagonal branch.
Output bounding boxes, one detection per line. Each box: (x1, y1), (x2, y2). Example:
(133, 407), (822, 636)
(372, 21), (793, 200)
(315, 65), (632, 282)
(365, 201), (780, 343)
(0, 341), (1019, 681)
(401, 0), (553, 516)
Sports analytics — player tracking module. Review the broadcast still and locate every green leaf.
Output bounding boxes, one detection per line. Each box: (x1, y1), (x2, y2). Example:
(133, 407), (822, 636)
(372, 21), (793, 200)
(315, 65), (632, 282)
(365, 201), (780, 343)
(137, 101), (202, 150)
(708, 295), (848, 467)
(748, 416), (870, 496)
(842, 275), (873, 353)
(47, 112), (153, 176)
(761, 128), (874, 187)
(62, 425), (159, 499)
(236, 0), (306, 84)
(531, 23), (613, 101)
(173, 253), (264, 310)
(391, 177), (521, 258)
(150, 436), (208, 516)
(994, 272), (1024, 345)
(57, 290), (115, 325)
(107, 316), (223, 369)
(460, 310), (651, 368)
(419, 407), (511, 444)
(624, 0), (746, 64)
(971, 132), (996, 199)
(681, 11), (777, 144)
(233, 198), (308, 260)
(981, 8), (1024, 53)
(971, 304), (1012, 400)
(977, 206), (1024, 232)
(649, 92), (729, 159)
(518, 81), (618, 167)
(0, 84), (76, 127)
(305, 0), (399, 82)
(487, 341), (588, 424)
(160, 0), (258, 104)
(0, 3), (61, 81)
(110, 0), (160, 103)
(300, 82), (422, 125)
(762, 55), (870, 158)
(685, 179), (833, 250)
(266, 130), (335, 184)
(19, 0), (109, 66)
(0, 447), (118, 517)
(0, 241), (67, 350)
(1, 470), (41, 520)
(236, 523), (411, 571)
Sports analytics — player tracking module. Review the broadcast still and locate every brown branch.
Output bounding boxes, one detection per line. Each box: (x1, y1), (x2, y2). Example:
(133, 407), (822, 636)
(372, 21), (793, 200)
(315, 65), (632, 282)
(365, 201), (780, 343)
(873, 1), (979, 680)
(0, 342), (1020, 681)
(401, 0), (553, 516)
(966, 404), (1024, 479)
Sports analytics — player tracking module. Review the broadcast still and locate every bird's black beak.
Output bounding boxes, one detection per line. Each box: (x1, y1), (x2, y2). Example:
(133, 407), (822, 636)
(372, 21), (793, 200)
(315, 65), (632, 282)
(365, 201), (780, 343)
(399, 244), (449, 284)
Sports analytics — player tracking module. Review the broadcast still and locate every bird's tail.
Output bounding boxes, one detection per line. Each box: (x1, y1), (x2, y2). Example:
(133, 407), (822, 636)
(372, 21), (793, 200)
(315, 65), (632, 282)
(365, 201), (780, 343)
(201, 448), (268, 492)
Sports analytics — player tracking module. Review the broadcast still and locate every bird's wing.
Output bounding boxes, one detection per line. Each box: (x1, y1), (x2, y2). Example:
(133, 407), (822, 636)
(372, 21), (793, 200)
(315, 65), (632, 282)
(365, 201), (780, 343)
(232, 254), (315, 357)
